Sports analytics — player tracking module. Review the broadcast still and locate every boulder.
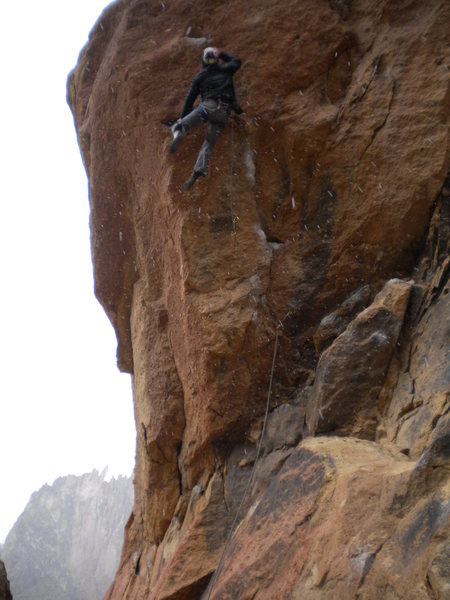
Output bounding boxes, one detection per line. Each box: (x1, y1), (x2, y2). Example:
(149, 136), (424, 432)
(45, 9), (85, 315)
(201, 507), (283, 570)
(306, 279), (413, 439)
(313, 284), (372, 354)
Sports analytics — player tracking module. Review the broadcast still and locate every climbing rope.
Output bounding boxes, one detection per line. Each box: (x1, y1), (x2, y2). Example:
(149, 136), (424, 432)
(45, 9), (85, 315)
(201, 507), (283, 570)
(205, 327), (280, 599)
(229, 119), (239, 247)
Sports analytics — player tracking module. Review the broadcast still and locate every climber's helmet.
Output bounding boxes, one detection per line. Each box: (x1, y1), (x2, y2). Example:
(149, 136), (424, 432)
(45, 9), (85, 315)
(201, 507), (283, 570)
(202, 47), (219, 66)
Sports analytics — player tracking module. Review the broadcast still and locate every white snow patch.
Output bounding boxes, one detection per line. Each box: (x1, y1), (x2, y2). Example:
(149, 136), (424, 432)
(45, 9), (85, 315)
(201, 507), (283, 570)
(370, 331), (388, 345)
(254, 223), (267, 243)
(320, 313), (336, 326)
(244, 148), (256, 186)
(269, 242), (283, 250)
(249, 274), (261, 289)
(184, 36), (208, 46)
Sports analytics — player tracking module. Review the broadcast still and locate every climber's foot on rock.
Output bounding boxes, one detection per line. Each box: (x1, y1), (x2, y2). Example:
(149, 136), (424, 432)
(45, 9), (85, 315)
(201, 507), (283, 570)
(182, 171), (204, 192)
(169, 123), (183, 153)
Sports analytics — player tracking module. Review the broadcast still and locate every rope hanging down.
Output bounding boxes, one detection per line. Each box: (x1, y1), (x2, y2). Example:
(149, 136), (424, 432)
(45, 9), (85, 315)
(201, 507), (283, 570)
(229, 119), (239, 247)
(205, 328), (280, 599)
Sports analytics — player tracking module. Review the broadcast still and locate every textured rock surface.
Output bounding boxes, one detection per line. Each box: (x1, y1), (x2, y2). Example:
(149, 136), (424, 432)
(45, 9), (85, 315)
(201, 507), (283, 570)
(378, 190), (450, 461)
(67, 0), (449, 598)
(313, 283), (372, 354)
(306, 278), (414, 438)
(0, 562), (12, 600)
(1, 471), (132, 600)
(208, 437), (449, 600)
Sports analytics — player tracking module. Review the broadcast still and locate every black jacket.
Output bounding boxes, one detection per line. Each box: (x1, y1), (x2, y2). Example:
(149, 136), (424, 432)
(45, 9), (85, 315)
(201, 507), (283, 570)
(180, 51), (242, 118)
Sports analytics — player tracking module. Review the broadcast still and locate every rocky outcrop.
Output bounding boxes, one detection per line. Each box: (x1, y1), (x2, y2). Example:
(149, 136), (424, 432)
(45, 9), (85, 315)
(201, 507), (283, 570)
(313, 283), (372, 354)
(208, 437), (449, 600)
(306, 278), (414, 439)
(378, 190), (450, 461)
(67, 0), (449, 598)
(0, 562), (12, 600)
(1, 471), (133, 600)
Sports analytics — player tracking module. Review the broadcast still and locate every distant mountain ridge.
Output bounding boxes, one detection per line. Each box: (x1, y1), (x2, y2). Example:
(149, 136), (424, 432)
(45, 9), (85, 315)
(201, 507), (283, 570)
(1, 470), (133, 600)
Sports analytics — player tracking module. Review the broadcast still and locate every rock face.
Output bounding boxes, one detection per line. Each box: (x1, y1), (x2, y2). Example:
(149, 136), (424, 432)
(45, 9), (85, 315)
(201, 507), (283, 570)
(209, 437), (449, 600)
(306, 278), (414, 439)
(0, 561), (12, 600)
(67, 0), (449, 598)
(1, 471), (133, 600)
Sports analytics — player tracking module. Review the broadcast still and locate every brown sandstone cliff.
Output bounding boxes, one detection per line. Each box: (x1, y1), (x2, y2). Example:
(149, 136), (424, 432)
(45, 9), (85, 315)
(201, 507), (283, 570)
(67, 0), (449, 598)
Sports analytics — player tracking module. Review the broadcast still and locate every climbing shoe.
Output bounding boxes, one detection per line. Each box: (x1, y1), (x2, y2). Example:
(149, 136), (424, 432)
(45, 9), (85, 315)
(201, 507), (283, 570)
(169, 123), (183, 153)
(182, 171), (203, 192)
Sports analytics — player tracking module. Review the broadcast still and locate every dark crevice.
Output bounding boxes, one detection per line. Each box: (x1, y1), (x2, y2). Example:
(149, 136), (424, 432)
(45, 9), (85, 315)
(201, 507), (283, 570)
(209, 405), (225, 419)
(425, 573), (437, 599)
(354, 56), (381, 104)
(316, 568), (329, 588)
(415, 170), (450, 284)
(267, 235), (284, 244)
(134, 551), (142, 575)
(359, 78), (395, 165)
(430, 414), (441, 431)
(398, 400), (423, 422)
(176, 442), (183, 496)
(431, 259), (450, 298)
(405, 339), (415, 374)
(141, 422), (148, 448)
(358, 543), (384, 587)
(155, 440), (172, 465)
(170, 571), (213, 600)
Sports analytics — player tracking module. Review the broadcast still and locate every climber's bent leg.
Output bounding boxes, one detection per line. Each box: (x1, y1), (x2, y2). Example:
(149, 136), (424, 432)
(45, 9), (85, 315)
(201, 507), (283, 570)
(169, 109), (204, 153)
(193, 121), (226, 176)
(180, 108), (204, 132)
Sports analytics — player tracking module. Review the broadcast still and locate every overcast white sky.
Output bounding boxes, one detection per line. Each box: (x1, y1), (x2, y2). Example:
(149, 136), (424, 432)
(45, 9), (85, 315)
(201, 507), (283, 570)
(0, 1), (136, 542)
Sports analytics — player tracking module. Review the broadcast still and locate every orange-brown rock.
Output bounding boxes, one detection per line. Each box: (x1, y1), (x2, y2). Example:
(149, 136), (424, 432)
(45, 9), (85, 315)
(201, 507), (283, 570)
(67, 0), (449, 597)
(208, 436), (449, 600)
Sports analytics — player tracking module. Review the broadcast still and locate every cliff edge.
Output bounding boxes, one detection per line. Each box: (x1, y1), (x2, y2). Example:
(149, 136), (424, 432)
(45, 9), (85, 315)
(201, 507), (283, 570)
(67, 1), (449, 598)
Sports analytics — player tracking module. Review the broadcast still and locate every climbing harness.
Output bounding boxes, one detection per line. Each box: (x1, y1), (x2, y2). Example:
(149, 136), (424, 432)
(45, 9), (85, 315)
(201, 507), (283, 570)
(197, 104), (209, 122)
(205, 327), (280, 599)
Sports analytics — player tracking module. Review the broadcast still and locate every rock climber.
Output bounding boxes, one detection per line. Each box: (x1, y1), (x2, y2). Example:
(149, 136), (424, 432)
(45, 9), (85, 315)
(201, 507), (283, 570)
(169, 47), (242, 191)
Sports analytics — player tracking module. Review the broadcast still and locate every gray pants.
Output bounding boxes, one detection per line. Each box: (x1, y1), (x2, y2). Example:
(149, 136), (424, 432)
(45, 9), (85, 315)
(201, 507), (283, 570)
(179, 99), (229, 175)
